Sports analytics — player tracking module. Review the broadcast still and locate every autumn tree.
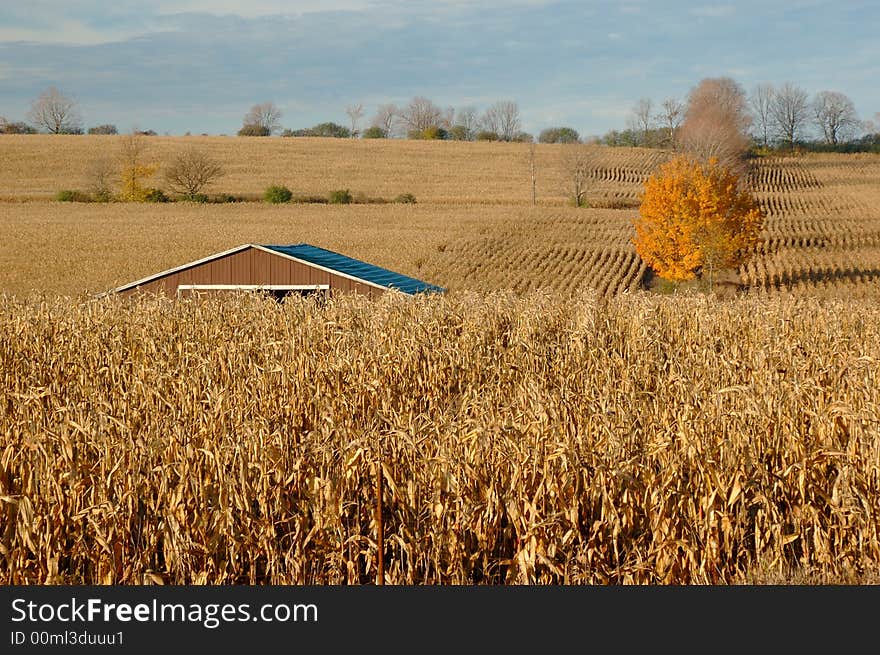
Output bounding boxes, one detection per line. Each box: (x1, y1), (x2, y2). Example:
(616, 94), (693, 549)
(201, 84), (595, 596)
(677, 77), (752, 177)
(163, 147), (225, 199)
(634, 155), (763, 290)
(27, 87), (82, 134)
(118, 131), (157, 201)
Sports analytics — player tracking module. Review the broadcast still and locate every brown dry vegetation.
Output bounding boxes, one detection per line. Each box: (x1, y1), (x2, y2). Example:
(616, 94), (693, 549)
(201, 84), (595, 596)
(2, 291), (879, 584)
(2, 137), (880, 585)
(1, 136), (879, 299)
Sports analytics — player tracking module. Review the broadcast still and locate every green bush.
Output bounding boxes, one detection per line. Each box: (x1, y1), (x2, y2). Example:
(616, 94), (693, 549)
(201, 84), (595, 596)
(211, 193), (242, 203)
(88, 124), (118, 135)
(475, 130), (500, 142)
(393, 192), (417, 204)
(447, 125), (471, 141)
(144, 188), (170, 203)
(539, 126), (580, 144)
(264, 185), (292, 203)
(238, 124), (271, 137)
(361, 126), (387, 139)
(55, 189), (91, 202)
(186, 193), (210, 203)
(328, 189), (352, 204)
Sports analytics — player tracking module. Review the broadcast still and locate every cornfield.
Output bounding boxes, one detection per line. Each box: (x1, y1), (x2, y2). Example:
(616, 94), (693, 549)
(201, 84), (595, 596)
(2, 290), (879, 584)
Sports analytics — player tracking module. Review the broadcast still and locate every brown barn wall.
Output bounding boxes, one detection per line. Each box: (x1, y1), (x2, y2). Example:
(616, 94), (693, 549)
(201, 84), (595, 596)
(119, 247), (386, 298)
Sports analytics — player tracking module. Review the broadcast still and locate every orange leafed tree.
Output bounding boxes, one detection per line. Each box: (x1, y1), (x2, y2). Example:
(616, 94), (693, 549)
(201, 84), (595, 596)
(634, 155), (763, 286)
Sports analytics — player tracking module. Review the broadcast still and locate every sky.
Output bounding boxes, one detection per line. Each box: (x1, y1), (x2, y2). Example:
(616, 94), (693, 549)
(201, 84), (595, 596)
(0, 1), (877, 137)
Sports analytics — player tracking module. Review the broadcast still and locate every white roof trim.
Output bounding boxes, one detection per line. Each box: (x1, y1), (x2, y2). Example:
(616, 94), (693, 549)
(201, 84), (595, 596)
(177, 284), (330, 291)
(251, 244), (390, 292)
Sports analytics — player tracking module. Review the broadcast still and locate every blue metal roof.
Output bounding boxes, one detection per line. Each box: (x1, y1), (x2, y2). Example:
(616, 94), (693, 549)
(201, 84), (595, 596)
(262, 244), (445, 295)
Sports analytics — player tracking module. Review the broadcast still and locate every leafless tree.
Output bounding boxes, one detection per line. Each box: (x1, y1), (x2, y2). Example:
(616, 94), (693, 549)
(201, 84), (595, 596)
(440, 106), (456, 130)
(371, 103), (398, 138)
(27, 87), (82, 134)
(243, 101), (282, 135)
(163, 148), (225, 198)
(677, 77), (751, 176)
(769, 82), (810, 149)
(481, 101), (521, 141)
(345, 103), (364, 138)
(0, 116), (7, 133)
(455, 106), (479, 140)
(561, 144), (600, 208)
(527, 142), (537, 206)
(654, 97), (683, 147)
(631, 98), (653, 146)
(85, 157), (116, 201)
(398, 96), (443, 135)
(749, 84), (775, 148)
(813, 91), (860, 145)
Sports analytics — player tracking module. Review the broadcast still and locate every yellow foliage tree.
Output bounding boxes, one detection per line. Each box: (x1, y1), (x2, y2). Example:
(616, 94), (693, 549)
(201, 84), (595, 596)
(117, 131), (157, 202)
(633, 155), (763, 287)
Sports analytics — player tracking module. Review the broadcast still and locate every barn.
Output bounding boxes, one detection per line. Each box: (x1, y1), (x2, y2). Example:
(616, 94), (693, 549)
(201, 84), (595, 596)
(108, 243), (445, 299)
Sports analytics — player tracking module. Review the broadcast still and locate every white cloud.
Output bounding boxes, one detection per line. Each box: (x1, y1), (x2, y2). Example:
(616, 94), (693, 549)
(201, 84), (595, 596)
(690, 5), (735, 17)
(0, 20), (161, 45)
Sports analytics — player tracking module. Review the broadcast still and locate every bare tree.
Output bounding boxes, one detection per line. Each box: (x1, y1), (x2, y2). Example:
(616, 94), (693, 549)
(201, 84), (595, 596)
(770, 82), (810, 149)
(561, 144), (600, 208)
(371, 103), (398, 138)
(813, 91), (860, 145)
(242, 102), (282, 135)
(345, 103), (364, 138)
(85, 156), (116, 201)
(654, 97), (683, 147)
(749, 84), (775, 148)
(440, 106), (456, 130)
(163, 148), (225, 198)
(398, 96), (443, 135)
(454, 106), (479, 140)
(527, 142), (537, 206)
(27, 87), (82, 134)
(481, 101), (522, 141)
(631, 98), (653, 146)
(481, 101), (521, 141)
(677, 77), (751, 176)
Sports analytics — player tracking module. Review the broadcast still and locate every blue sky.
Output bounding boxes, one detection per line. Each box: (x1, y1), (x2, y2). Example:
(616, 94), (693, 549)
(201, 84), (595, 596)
(1, 1), (877, 137)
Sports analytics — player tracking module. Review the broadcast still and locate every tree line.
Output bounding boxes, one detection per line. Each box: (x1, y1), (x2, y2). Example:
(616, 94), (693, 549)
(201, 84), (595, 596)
(607, 83), (879, 153)
(4, 83), (878, 154)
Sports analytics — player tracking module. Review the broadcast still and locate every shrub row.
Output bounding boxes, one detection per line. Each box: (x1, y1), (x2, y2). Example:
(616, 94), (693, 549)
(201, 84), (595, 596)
(263, 185), (416, 205)
(55, 190), (245, 204)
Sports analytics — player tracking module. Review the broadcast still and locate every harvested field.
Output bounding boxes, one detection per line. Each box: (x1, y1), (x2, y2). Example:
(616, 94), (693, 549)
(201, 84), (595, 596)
(1, 136), (879, 299)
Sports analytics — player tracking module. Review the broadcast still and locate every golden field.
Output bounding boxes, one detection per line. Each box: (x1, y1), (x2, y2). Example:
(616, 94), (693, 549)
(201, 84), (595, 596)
(2, 136), (880, 585)
(2, 291), (879, 584)
(0, 135), (878, 298)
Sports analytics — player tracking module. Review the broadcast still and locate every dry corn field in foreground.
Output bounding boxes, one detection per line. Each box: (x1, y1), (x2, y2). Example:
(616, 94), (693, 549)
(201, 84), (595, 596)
(1, 292), (880, 584)
(1, 136), (879, 299)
